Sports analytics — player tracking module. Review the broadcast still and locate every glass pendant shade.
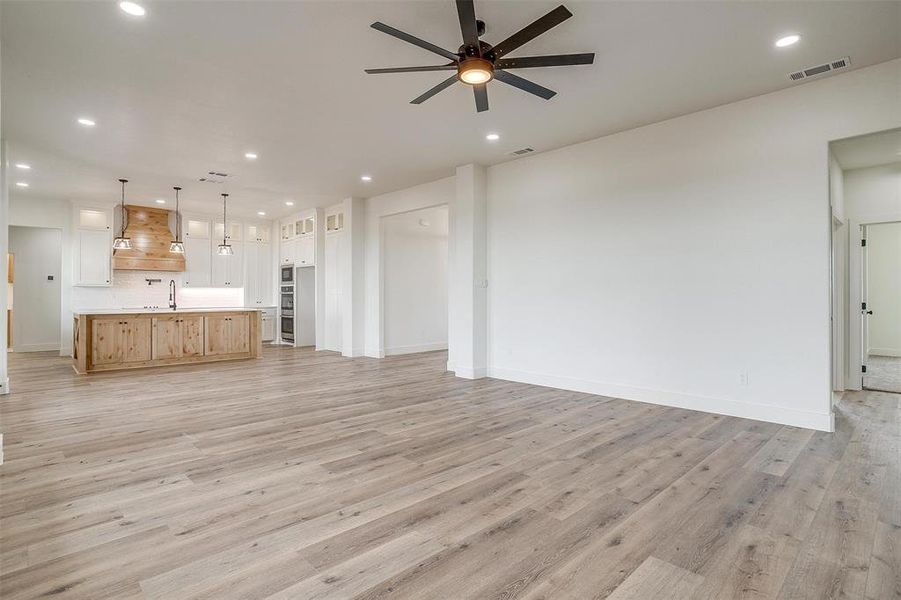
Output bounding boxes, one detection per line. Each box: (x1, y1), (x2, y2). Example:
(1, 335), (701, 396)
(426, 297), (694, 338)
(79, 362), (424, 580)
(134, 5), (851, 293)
(113, 178), (130, 251)
(170, 186), (184, 253)
(217, 192), (232, 256)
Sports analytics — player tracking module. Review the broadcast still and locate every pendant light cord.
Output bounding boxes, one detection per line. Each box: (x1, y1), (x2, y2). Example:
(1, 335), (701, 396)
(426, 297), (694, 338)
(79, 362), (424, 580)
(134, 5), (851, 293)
(118, 178), (128, 237)
(221, 193), (228, 246)
(174, 187), (181, 240)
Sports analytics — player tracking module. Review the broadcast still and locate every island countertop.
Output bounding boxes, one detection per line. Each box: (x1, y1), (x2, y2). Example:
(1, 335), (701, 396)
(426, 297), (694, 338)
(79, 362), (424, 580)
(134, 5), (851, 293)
(72, 307), (265, 316)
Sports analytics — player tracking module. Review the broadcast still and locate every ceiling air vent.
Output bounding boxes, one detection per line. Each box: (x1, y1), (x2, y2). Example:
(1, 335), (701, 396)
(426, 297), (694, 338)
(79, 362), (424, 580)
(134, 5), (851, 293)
(788, 56), (850, 82)
(198, 171), (230, 183)
(508, 147), (535, 156)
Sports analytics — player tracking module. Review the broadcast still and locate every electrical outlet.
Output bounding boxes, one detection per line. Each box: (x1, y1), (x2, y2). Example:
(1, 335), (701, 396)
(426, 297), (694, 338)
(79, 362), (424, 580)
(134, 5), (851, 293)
(739, 371), (750, 386)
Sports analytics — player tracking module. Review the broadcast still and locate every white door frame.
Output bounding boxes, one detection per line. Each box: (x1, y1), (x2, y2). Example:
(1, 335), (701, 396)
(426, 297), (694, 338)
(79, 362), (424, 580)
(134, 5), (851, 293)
(847, 211), (901, 390)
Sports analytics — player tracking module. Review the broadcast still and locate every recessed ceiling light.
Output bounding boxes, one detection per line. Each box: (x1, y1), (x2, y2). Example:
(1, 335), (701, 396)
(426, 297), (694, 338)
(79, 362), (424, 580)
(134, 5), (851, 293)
(775, 34), (801, 48)
(15, 163), (31, 170)
(155, 199), (166, 204)
(245, 152), (258, 160)
(285, 201), (294, 206)
(485, 133), (500, 141)
(257, 211), (266, 216)
(361, 175), (372, 182)
(119, 1), (146, 17)
(77, 117), (96, 127)
(15, 182), (29, 188)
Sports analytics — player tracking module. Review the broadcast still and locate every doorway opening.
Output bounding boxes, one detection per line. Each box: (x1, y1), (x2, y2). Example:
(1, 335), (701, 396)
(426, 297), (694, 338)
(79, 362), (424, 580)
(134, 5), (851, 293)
(382, 205), (449, 356)
(860, 221), (901, 393)
(829, 127), (901, 395)
(8, 226), (62, 353)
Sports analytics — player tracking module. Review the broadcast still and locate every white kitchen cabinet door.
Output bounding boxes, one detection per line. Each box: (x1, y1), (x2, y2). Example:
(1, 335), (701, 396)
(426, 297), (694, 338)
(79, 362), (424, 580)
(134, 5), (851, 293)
(256, 242), (272, 304)
(296, 236), (314, 266)
(244, 243), (260, 304)
(76, 229), (112, 286)
(212, 242), (243, 287)
(280, 238), (296, 265)
(183, 236), (211, 287)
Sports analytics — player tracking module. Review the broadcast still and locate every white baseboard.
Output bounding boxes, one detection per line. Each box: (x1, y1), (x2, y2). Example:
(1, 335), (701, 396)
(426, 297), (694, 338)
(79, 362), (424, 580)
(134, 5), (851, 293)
(384, 342), (448, 357)
(342, 347), (365, 358)
(365, 348), (386, 359)
(454, 366), (488, 380)
(868, 348), (901, 358)
(488, 366), (834, 432)
(0, 377), (8, 395)
(12, 343), (61, 352)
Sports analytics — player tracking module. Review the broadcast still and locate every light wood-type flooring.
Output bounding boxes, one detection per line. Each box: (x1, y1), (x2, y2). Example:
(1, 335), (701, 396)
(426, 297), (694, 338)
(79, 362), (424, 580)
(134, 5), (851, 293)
(0, 347), (898, 599)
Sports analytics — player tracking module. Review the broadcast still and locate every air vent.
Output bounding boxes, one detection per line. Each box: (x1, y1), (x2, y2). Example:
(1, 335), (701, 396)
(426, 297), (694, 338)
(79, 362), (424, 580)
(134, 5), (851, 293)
(198, 171), (230, 183)
(508, 147), (535, 156)
(788, 56), (850, 82)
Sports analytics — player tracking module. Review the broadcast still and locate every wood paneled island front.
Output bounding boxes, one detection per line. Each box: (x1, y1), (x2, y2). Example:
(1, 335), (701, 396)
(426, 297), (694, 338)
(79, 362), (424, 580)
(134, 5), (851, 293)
(72, 309), (262, 373)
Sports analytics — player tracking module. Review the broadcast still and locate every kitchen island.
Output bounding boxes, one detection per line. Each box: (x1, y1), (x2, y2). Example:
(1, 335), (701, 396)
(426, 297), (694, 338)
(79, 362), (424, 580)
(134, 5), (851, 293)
(72, 308), (262, 374)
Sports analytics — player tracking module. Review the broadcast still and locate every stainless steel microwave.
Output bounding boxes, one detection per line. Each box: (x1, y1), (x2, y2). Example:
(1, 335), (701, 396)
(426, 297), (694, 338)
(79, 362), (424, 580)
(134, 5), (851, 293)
(280, 265), (294, 283)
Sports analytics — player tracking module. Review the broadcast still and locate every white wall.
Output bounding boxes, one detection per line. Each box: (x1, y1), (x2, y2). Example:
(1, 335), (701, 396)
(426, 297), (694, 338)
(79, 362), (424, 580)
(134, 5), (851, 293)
(829, 151), (847, 391)
(844, 162), (901, 220)
(383, 205), (448, 355)
(363, 176), (455, 357)
(865, 221), (901, 356)
(486, 59), (900, 432)
(9, 226), (61, 351)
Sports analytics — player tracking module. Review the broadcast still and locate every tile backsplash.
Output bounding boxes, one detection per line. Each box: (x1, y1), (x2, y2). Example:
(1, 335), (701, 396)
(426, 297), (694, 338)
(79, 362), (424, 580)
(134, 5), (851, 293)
(72, 270), (244, 310)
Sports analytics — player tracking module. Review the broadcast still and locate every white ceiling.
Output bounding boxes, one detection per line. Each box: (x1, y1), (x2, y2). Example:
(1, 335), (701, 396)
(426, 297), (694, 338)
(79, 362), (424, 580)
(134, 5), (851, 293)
(831, 128), (901, 170)
(3, 1), (900, 218)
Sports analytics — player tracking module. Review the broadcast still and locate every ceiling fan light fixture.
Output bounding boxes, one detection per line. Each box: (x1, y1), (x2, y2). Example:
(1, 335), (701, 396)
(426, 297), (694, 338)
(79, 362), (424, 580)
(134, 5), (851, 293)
(458, 58), (494, 85)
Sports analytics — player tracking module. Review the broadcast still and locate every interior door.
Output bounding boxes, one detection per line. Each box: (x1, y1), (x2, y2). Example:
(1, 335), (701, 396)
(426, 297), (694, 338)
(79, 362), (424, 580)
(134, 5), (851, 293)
(861, 225), (870, 386)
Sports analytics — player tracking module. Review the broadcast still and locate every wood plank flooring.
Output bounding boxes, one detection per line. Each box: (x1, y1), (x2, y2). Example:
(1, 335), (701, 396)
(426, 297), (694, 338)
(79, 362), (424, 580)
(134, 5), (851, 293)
(0, 347), (898, 599)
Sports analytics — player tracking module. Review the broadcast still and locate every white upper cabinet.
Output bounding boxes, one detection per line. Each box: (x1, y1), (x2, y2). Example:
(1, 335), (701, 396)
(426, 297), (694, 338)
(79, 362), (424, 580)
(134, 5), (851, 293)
(76, 229), (112, 286)
(281, 221), (296, 240)
(212, 240), (243, 287)
(280, 237), (296, 265)
(185, 218), (210, 239)
(247, 223), (271, 243)
(74, 206), (112, 286)
(78, 208), (112, 231)
(296, 236), (314, 266)
(183, 235), (211, 287)
(244, 240), (273, 305)
(326, 211), (344, 233)
(213, 221), (242, 242)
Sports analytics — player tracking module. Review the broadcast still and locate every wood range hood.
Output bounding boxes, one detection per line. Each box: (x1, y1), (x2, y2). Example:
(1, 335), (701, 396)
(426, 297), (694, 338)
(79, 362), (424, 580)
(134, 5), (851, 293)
(112, 205), (186, 272)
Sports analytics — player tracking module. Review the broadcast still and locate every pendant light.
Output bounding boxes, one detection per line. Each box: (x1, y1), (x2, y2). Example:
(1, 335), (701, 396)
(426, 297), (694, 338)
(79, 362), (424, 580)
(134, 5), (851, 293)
(217, 192), (233, 256)
(112, 178), (132, 250)
(169, 186), (185, 253)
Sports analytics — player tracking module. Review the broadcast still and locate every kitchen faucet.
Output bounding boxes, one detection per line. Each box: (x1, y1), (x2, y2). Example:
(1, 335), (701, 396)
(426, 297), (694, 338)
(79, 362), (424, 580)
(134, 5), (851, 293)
(169, 279), (177, 311)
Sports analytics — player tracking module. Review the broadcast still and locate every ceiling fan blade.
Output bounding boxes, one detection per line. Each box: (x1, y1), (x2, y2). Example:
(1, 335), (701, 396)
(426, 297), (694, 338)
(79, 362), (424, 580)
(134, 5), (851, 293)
(456, 0), (481, 53)
(473, 84), (489, 112)
(494, 70), (556, 100)
(371, 22), (459, 61)
(496, 53), (595, 69)
(491, 5), (573, 59)
(365, 65), (457, 74)
(411, 75), (459, 104)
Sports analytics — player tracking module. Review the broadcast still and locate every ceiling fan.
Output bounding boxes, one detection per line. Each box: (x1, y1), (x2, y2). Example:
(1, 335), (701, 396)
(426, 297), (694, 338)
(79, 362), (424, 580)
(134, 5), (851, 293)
(364, 1), (594, 112)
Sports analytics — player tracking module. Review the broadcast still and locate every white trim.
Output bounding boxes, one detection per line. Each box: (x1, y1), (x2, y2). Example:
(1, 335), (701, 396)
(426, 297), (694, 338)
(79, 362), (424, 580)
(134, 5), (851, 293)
(384, 342), (448, 356)
(455, 366), (487, 380)
(0, 377), (9, 395)
(341, 347), (364, 358)
(869, 348), (901, 357)
(488, 366), (835, 432)
(12, 342), (61, 352)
